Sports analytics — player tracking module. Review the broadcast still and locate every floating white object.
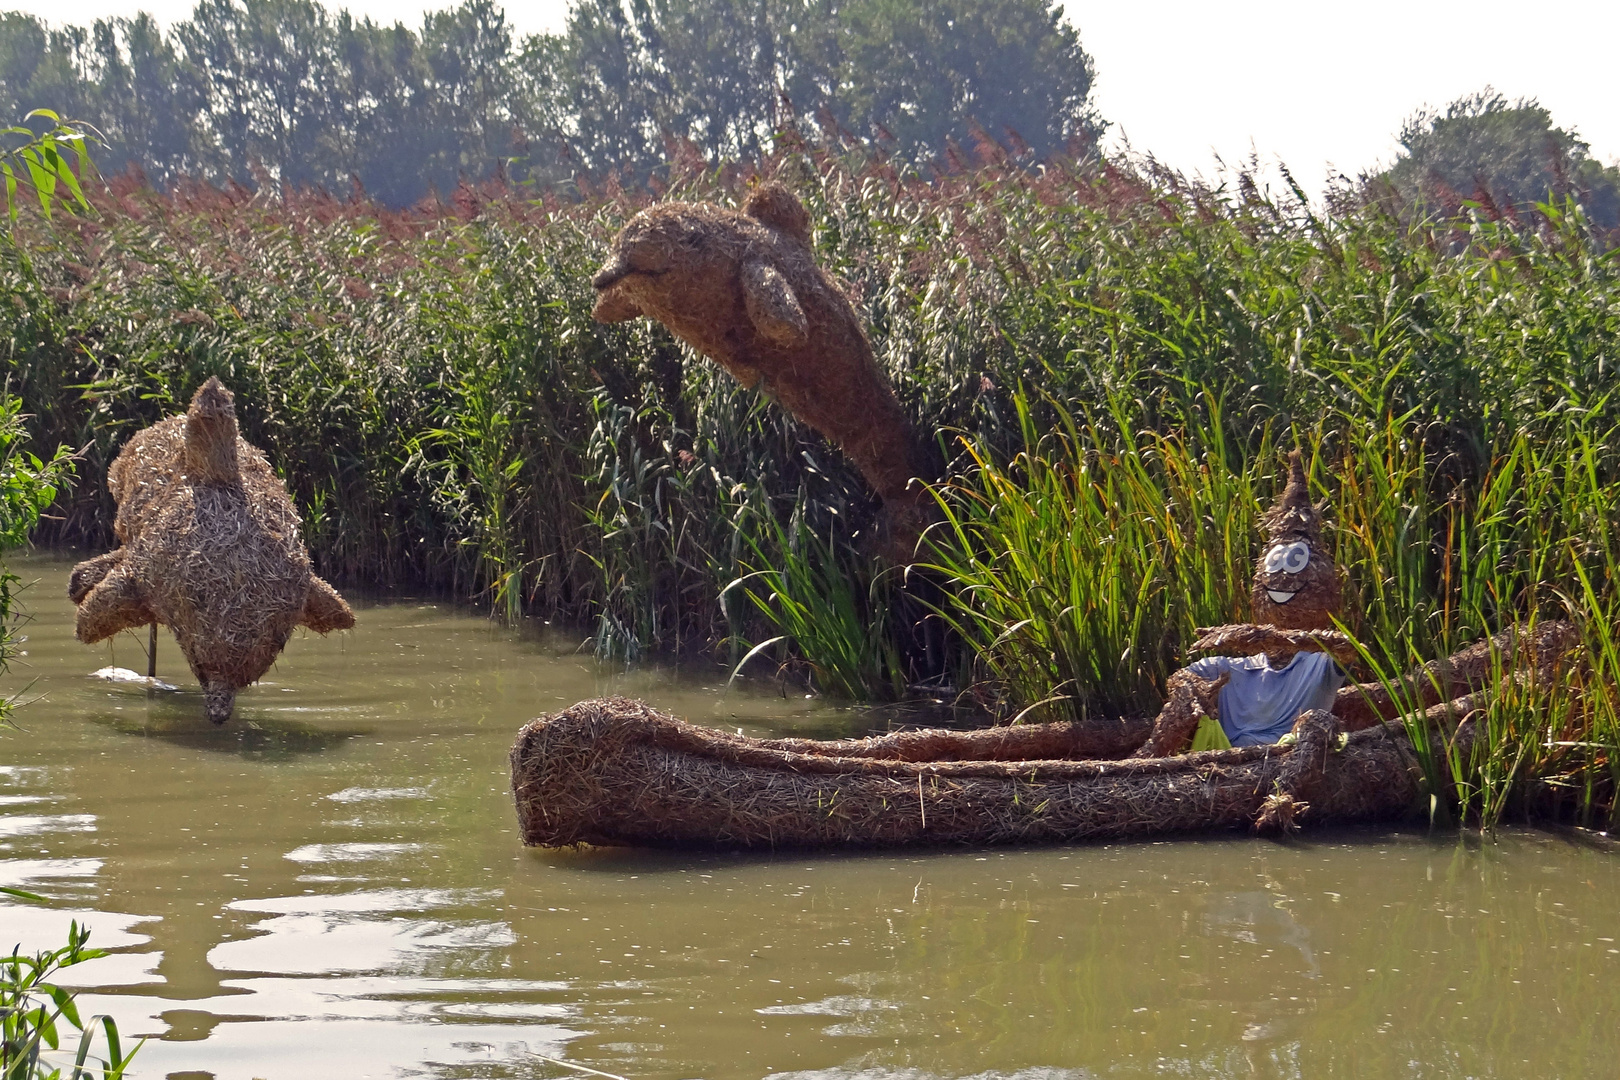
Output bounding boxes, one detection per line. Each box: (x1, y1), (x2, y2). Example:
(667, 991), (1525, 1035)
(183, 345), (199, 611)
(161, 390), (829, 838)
(89, 667), (179, 692)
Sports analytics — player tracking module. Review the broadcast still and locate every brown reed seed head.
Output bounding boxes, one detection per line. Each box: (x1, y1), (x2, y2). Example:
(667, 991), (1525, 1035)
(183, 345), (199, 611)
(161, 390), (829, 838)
(69, 377), (355, 724)
(590, 181), (933, 559)
(1249, 450), (1342, 631)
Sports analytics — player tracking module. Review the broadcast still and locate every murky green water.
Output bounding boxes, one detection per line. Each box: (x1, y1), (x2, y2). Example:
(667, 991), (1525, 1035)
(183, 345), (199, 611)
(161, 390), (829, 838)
(2, 555), (1618, 1079)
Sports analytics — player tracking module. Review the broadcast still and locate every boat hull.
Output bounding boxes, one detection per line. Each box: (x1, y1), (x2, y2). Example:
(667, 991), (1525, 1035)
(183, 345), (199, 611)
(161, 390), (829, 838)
(509, 698), (1460, 850)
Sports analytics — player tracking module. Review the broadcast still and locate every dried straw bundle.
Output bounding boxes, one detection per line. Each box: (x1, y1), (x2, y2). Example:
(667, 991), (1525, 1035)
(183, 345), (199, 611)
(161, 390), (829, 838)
(1130, 667), (1227, 758)
(742, 713), (1151, 762)
(1189, 623), (1359, 668)
(1329, 620), (1580, 730)
(591, 183), (933, 557)
(508, 697), (1472, 850)
(69, 377), (354, 723)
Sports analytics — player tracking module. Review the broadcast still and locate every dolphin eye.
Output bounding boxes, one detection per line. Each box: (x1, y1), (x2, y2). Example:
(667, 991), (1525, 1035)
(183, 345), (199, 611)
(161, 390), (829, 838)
(1280, 541), (1311, 574)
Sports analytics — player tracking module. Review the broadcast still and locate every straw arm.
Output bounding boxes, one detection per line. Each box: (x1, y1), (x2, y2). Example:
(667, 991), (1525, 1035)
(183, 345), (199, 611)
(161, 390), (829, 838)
(1190, 623), (1359, 667)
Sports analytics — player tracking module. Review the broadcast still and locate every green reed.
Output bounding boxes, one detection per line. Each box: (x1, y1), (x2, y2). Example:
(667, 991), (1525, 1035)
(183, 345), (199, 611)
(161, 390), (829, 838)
(724, 492), (903, 700)
(917, 386), (1266, 722)
(4, 145), (1620, 825)
(0, 917), (142, 1080)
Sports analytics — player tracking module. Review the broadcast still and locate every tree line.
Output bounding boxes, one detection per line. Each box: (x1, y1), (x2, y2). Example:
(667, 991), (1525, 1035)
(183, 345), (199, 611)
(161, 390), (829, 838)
(1376, 88), (1620, 229)
(0, 0), (1100, 206)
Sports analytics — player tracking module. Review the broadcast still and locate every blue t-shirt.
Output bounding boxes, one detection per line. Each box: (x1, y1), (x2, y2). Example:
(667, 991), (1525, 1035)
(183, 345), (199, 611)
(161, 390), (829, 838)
(1185, 650), (1345, 747)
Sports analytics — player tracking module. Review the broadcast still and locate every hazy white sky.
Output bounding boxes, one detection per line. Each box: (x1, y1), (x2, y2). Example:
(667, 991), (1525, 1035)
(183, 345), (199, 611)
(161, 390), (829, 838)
(11, 0), (1617, 185)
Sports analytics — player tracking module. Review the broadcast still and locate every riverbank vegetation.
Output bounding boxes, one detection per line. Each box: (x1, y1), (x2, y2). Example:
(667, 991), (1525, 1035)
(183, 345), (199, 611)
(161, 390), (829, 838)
(4, 133), (1618, 829)
(1, 112), (90, 727)
(0, 113), (142, 1080)
(0, 914), (142, 1080)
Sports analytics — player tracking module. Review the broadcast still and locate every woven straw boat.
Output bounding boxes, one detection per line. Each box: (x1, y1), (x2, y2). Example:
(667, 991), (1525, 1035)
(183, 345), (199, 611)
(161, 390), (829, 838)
(510, 623), (1578, 850)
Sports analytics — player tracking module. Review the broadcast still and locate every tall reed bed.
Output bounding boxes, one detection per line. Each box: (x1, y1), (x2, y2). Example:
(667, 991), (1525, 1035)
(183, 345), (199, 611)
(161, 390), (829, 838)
(918, 387), (1265, 723)
(923, 388), (1620, 827)
(4, 149), (1619, 823)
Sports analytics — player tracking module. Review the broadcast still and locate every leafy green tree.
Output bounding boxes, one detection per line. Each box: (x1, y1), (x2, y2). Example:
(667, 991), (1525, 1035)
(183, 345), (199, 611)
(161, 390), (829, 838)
(332, 13), (437, 202)
(508, 30), (574, 187)
(812, 0), (1098, 161)
(556, 0), (661, 173)
(0, 13), (51, 122)
(0, 15), (98, 138)
(175, 0), (346, 186)
(85, 14), (203, 182)
(1382, 88), (1620, 228)
(0, 0), (1100, 201)
(418, 0), (520, 191)
(557, 0), (1098, 174)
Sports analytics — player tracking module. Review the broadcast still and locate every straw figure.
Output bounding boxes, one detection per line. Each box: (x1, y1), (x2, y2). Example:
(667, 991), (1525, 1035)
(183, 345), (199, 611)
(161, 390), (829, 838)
(1134, 450), (1352, 757)
(1131, 451), (1587, 767)
(591, 182), (934, 558)
(1248, 449), (1343, 630)
(68, 377), (354, 723)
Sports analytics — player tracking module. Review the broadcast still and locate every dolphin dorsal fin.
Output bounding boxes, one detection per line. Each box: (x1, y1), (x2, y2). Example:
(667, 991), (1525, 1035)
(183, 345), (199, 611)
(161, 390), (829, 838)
(743, 182), (811, 245)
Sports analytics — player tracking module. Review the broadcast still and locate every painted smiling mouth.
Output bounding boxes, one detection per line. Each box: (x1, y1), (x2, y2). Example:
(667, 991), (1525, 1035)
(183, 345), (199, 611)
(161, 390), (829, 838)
(1266, 589), (1298, 604)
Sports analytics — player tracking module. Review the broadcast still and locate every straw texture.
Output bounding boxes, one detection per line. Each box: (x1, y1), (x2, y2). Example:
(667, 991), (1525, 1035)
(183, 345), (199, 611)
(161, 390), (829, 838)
(507, 697), (1483, 850)
(1250, 450), (1343, 630)
(590, 182), (933, 558)
(69, 377), (354, 723)
(1190, 623), (1359, 668)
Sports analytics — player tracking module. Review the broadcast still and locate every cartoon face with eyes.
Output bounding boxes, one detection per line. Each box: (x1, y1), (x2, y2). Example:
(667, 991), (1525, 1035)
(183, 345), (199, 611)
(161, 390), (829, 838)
(1262, 540), (1312, 595)
(1249, 453), (1343, 631)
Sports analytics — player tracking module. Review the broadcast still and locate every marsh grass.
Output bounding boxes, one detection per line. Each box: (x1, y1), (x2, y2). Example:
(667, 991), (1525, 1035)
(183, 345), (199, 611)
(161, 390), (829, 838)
(0, 389), (73, 726)
(917, 387), (1266, 722)
(7, 145), (1620, 825)
(724, 495), (904, 700)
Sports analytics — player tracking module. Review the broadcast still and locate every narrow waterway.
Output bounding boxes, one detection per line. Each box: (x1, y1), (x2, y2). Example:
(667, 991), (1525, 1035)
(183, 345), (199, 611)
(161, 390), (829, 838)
(2, 555), (1616, 1079)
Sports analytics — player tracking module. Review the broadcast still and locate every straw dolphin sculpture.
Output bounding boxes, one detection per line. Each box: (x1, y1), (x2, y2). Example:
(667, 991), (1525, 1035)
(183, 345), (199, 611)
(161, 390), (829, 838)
(591, 182), (934, 558)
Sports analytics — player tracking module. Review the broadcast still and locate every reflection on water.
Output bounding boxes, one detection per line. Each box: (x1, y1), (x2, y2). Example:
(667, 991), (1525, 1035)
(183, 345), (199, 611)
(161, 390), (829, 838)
(3, 555), (1619, 1079)
(1203, 890), (1320, 977)
(87, 690), (370, 757)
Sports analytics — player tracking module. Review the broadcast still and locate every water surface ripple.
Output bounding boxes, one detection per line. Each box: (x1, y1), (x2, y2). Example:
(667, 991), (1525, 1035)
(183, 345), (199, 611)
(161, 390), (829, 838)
(2, 557), (1617, 1078)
